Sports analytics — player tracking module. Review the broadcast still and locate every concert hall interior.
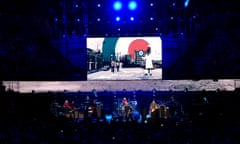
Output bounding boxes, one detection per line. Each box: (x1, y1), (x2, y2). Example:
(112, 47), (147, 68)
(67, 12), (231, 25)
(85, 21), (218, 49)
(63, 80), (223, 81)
(1, 0), (240, 143)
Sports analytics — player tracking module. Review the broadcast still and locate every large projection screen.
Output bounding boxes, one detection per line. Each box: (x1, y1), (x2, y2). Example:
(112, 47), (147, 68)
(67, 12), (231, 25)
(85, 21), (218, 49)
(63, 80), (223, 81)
(87, 36), (162, 80)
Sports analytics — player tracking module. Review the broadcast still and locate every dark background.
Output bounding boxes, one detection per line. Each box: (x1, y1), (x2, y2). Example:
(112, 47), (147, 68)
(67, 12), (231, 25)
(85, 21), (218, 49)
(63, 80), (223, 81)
(0, 0), (240, 80)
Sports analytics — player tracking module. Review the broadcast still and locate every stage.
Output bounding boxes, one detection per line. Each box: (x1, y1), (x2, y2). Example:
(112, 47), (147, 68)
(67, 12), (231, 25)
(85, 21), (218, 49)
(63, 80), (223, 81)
(2, 79), (236, 93)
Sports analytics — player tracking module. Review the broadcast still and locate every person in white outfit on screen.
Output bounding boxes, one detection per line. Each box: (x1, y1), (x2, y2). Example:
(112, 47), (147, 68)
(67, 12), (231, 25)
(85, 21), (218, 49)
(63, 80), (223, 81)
(143, 47), (153, 76)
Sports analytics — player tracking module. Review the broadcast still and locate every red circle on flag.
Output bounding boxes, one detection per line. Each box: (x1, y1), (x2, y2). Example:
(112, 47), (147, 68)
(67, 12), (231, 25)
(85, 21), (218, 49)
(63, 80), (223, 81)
(128, 39), (149, 60)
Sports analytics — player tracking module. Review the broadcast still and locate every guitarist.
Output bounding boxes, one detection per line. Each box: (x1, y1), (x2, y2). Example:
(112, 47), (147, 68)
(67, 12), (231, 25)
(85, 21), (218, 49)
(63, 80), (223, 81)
(149, 99), (159, 121)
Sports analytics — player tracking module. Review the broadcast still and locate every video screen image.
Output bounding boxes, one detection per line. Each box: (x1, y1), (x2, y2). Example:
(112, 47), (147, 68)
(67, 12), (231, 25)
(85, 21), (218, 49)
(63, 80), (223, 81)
(87, 36), (162, 80)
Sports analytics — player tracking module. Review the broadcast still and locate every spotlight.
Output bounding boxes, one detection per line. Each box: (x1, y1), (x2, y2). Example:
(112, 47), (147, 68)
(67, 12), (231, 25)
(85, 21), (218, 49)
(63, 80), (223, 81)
(105, 114), (112, 124)
(113, 1), (122, 11)
(184, 0), (190, 8)
(130, 16), (134, 21)
(128, 1), (137, 11)
(115, 16), (121, 22)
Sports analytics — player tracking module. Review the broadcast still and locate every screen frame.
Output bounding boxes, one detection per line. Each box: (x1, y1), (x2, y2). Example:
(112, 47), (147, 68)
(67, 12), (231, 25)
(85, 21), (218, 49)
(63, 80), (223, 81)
(86, 36), (162, 81)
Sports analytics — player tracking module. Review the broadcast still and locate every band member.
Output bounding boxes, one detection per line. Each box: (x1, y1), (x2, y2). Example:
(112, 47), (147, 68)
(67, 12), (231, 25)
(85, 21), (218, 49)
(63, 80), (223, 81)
(70, 100), (76, 110)
(123, 101), (133, 121)
(69, 100), (81, 119)
(63, 100), (75, 118)
(149, 99), (159, 113)
(84, 96), (91, 104)
(91, 99), (97, 119)
(63, 100), (71, 110)
(122, 97), (128, 105)
(166, 95), (181, 119)
(149, 99), (159, 122)
(83, 95), (92, 120)
(92, 99), (103, 119)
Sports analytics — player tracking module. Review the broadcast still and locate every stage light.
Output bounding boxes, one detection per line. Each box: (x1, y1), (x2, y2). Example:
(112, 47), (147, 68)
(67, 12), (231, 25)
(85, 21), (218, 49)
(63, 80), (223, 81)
(150, 2), (154, 7)
(113, 1), (122, 11)
(97, 18), (101, 22)
(150, 17), (154, 21)
(97, 3), (101, 7)
(77, 18), (80, 22)
(128, 1), (137, 11)
(105, 114), (112, 124)
(115, 16), (121, 22)
(184, 0), (190, 8)
(75, 4), (78, 8)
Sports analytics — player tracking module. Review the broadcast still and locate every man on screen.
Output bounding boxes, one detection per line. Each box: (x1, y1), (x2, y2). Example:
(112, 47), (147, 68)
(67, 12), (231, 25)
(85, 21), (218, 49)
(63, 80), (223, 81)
(111, 60), (115, 73)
